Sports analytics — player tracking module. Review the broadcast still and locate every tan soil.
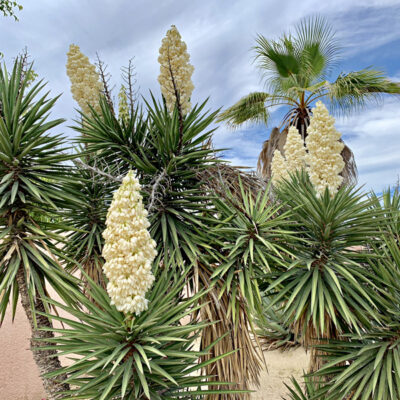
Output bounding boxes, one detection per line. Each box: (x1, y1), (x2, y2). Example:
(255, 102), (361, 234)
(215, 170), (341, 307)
(252, 347), (310, 399)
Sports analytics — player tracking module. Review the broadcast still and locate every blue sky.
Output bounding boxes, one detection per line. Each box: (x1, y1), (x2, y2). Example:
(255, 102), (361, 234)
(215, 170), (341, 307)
(1, 0), (400, 192)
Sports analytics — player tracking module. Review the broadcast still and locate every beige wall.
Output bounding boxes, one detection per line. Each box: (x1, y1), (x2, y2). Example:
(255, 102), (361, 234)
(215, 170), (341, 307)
(0, 301), (46, 400)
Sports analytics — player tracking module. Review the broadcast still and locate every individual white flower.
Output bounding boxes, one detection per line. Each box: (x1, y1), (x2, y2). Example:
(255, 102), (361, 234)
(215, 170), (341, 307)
(284, 125), (306, 172)
(271, 149), (289, 186)
(66, 44), (103, 116)
(305, 101), (345, 196)
(102, 171), (157, 315)
(158, 25), (194, 116)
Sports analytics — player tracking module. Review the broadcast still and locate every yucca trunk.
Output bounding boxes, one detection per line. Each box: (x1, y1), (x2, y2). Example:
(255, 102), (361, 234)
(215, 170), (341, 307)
(15, 267), (69, 400)
(292, 311), (340, 373)
(198, 269), (263, 400)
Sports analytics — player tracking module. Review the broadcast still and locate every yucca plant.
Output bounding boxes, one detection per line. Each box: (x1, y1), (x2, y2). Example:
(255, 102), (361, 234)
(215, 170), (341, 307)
(77, 99), (149, 176)
(284, 375), (327, 400)
(266, 172), (385, 370)
(256, 296), (300, 351)
(309, 236), (400, 400)
(210, 180), (291, 317)
(144, 98), (219, 267)
(0, 59), (79, 398)
(76, 96), (218, 268)
(368, 187), (400, 291)
(194, 180), (294, 398)
(371, 187), (400, 242)
(71, 94), (274, 396)
(314, 331), (400, 400)
(41, 268), (247, 400)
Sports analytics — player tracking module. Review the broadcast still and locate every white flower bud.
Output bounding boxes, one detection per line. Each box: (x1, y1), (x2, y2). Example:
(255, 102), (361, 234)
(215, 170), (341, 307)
(118, 84), (129, 123)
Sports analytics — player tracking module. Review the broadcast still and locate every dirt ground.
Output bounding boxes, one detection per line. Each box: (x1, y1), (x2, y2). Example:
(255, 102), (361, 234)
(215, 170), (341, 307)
(252, 347), (309, 399)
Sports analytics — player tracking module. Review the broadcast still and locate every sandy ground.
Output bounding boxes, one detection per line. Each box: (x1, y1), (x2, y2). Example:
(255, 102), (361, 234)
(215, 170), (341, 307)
(252, 348), (309, 399)
(0, 300), (309, 400)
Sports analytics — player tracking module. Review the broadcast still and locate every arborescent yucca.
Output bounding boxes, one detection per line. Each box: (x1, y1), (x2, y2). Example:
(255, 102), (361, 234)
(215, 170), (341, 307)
(41, 268), (247, 400)
(0, 59), (79, 399)
(267, 172), (385, 370)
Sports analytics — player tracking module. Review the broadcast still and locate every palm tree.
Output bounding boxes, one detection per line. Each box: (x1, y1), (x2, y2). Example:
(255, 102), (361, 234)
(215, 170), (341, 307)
(217, 16), (400, 182)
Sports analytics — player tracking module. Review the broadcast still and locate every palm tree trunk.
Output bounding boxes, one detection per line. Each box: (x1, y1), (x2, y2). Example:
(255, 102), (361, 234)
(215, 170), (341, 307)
(15, 267), (69, 400)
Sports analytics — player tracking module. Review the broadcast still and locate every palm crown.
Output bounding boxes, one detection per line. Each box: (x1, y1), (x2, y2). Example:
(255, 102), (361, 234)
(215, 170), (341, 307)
(218, 16), (400, 179)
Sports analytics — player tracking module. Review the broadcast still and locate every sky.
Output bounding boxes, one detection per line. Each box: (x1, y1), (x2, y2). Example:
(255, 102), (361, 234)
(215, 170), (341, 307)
(1, 0), (400, 192)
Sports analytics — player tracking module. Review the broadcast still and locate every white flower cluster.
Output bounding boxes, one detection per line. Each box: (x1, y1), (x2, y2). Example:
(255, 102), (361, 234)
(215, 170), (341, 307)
(118, 84), (129, 124)
(270, 103), (345, 196)
(271, 126), (306, 185)
(158, 25), (194, 116)
(284, 125), (307, 172)
(102, 171), (157, 315)
(305, 101), (345, 195)
(271, 149), (289, 186)
(66, 44), (103, 116)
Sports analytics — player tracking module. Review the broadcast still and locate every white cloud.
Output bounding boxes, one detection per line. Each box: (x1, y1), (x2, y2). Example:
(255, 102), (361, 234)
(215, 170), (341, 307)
(212, 124), (265, 169)
(337, 98), (400, 191)
(0, 0), (399, 192)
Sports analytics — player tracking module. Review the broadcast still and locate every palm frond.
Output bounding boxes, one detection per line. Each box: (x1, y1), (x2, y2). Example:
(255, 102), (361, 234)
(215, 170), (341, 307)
(295, 15), (340, 80)
(254, 34), (300, 79)
(327, 69), (400, 115)
(216, 91), (270, 127)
